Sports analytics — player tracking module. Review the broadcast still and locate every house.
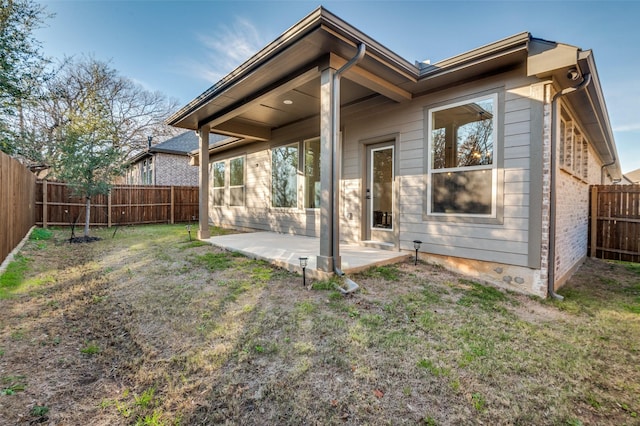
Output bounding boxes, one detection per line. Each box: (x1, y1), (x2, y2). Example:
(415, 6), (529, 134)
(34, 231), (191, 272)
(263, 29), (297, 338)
(167, 7), (621, 298)
(123, 131), (200, 186)
(624, 168), (640, 184)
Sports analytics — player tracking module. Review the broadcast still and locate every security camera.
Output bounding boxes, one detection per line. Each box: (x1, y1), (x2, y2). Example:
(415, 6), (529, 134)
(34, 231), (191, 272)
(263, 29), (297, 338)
(567, 68), (580, 81)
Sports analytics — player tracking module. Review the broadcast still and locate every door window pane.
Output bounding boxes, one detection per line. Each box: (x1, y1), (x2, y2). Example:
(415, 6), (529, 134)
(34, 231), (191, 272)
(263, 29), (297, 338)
(372, 147), (393, 229)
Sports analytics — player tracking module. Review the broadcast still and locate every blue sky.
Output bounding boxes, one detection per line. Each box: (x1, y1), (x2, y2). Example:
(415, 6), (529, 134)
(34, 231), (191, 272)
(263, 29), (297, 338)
(36, 0), (640, 173)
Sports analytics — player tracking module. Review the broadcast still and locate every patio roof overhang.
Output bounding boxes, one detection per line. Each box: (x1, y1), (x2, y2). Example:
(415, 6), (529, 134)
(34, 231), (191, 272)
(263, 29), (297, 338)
(166, 7), (416, 139)
(166, 8), (538, 148)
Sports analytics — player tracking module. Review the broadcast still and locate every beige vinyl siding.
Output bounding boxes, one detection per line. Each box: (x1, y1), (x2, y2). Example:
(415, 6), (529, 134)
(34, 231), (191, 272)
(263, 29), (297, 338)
(208, 121), (322, 237)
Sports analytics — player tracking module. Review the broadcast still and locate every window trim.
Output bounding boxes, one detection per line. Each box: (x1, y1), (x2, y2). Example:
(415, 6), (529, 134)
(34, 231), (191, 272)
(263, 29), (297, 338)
(423, 88), (505, 225)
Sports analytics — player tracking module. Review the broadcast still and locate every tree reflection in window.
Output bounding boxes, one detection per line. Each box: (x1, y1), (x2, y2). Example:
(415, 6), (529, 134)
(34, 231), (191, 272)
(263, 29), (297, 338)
(211, 161), (225, 206)
(272, 144), (298, 208)
(429, 96), (496, 215)
(229, 156), (244, 207)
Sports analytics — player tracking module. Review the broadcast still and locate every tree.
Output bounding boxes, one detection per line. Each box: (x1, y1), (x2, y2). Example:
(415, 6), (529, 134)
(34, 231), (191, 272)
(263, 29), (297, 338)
(23, 56), (179, 166)
(0, 0), (51, 154)
(24, 57), (178, 238)
(55, 133), (122, 239)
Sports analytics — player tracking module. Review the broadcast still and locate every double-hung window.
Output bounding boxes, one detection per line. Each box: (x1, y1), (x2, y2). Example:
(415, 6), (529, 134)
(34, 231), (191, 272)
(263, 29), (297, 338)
(427, 94), (498, 217)
(211, 161), (225, 206)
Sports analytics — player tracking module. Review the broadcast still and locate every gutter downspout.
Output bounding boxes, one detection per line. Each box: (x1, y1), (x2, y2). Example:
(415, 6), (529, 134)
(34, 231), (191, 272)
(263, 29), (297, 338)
(331, 43), (365, 292)
(549, 73), (592, 300)
(600, 159), (617, 184)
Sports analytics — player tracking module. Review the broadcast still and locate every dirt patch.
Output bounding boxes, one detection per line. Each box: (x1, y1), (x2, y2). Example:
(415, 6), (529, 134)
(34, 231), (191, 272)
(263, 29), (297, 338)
(68, 236), (102, 244)
(1, 226), (639, 425)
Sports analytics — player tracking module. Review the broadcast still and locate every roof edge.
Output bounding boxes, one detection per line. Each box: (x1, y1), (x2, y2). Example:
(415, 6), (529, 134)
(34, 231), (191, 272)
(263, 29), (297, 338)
(419, 32), (531, 77)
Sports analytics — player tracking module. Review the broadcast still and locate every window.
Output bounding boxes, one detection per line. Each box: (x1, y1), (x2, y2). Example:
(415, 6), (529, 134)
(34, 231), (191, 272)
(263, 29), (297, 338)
(229, 156), (245, 207)
(147, 157), (153, 185)
(272, 144), (298, 208)
(141, 158), (153, 185)
(559, 106), (589, 180)
(211, 161), (225, 206)
(428, 94), (497, 216)
(304, 138), (321, 208)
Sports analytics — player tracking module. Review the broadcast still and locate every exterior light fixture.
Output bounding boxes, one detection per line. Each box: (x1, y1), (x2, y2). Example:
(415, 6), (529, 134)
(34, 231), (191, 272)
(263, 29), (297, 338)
(413, 240), (422, 265)
(299, 257), (308, 287)
(283, 99), (293, 105)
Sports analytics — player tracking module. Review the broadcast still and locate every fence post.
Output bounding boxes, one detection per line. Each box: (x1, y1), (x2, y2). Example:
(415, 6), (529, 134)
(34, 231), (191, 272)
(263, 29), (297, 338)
(171, 186), (175, 224)
(590, 186), (598, 258)
(42, 179), (48, 229)
(107, 190), (112, 228)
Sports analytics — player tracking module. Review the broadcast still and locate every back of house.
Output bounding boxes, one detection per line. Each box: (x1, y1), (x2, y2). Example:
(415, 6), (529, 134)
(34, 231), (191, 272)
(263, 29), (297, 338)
(167, 7), (621, 297)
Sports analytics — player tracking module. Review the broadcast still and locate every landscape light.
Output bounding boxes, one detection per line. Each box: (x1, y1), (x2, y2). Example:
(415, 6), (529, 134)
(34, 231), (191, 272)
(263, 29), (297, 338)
(413, 240), (422, 265)
(299, 257), (308, 287)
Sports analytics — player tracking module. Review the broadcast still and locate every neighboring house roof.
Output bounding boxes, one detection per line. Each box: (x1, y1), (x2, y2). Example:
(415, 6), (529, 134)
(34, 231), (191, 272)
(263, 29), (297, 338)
(127, 131), (228, 165)
(167, 6), (621, 180)
(151, 131), (200, 155)
(625, 168), (640, 184)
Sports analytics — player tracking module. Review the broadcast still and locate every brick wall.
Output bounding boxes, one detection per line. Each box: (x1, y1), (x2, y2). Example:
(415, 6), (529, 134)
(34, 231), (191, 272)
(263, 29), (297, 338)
(154, 154), (198, 186)
(552, 100), (606, 288)
(538, 84), (552, 297)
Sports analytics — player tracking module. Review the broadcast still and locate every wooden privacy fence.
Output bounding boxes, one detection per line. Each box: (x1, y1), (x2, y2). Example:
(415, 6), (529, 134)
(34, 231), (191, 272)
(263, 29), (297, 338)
(0, 152), (36, 265)
(589, 185), (640, 262)
(36, 181), (199, 227)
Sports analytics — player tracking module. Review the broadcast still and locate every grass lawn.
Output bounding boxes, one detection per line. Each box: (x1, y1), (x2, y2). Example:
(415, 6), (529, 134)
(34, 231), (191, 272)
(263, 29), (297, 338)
(0, 224), (639, 425)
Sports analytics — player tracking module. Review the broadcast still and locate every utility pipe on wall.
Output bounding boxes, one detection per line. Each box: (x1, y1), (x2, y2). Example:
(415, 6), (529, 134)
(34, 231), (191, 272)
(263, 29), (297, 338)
(548, 73), (592, 300)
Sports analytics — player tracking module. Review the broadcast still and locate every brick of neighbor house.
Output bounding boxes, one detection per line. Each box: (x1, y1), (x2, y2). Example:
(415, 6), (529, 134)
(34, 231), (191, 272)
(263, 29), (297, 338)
(123, 131), (203, 186)
(166, 7), (622, 298)
(154, 153), (198, 186)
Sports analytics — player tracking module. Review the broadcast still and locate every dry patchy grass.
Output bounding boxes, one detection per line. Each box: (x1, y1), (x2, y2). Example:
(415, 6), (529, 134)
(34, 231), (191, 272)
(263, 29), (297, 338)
(0, 225), (639, 425)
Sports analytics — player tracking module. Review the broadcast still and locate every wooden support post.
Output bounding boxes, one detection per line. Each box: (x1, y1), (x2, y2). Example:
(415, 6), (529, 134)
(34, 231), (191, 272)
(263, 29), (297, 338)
(590, 186), (598, 258)
(42, 179), (48, 228)
(107, 190), (112, 228)
(170, 186), (175, 224)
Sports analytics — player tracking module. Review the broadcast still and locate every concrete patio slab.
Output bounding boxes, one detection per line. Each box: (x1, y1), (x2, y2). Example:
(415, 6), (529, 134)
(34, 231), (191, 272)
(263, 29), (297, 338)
(203, 231), (410, 278)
